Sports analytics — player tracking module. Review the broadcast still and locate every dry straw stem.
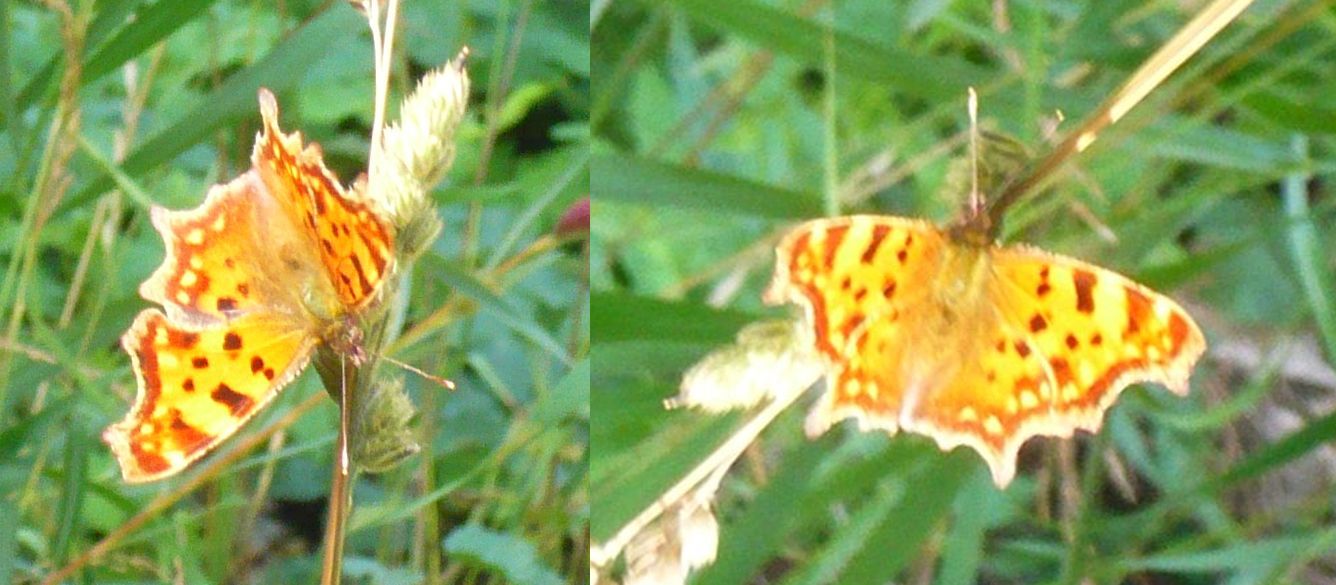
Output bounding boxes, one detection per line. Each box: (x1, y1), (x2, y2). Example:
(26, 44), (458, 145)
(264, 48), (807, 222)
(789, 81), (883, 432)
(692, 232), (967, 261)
(593, 321), (822, 581)
(322, 11), (471, 583)
(987, 0), (1256, 223)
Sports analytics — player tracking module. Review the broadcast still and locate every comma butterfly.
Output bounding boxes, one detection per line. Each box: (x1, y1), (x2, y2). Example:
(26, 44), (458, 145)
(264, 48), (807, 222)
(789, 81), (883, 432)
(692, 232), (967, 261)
(104, 89), (395, 482)
(765, 215), (1205, 486)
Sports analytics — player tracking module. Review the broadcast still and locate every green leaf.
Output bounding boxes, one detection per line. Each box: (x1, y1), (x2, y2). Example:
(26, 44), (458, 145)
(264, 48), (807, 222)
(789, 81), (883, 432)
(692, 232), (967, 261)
(442, 524), (563, 585)
(433, 260), (572, 364)
(534, 358), (590, 424)
(592, 152), (822, 219)
(660, 0), (990, 101)
(0, 499), (15, 585)
(590, 292), (757, 345)
(64, 7), (363, 213)
(83, 0), (220, 83)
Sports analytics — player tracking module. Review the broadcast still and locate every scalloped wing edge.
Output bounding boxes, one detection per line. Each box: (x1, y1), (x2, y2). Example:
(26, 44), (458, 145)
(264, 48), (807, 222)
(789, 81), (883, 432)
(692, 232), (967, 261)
(137, 171), (266, 326)
(770, 216), (1207, 488)
(102, 309), (317, 483)
(253, 88), (397, 310)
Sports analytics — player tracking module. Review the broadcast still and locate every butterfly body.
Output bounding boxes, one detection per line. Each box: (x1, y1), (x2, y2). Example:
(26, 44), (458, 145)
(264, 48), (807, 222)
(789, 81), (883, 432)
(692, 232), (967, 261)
(105, 90), (395, 483)
(767, 215), (1204, 486)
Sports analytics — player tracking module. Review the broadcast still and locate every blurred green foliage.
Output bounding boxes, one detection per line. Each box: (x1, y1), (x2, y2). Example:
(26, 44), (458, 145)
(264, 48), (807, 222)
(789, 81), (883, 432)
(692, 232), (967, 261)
(593, 0), (1336, 583)
(1, 0), (588, 583)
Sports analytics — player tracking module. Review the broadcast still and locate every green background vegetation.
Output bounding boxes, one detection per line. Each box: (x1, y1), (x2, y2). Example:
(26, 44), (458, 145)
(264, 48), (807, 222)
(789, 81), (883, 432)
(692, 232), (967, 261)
(593, 0), (1336, 583)
(1, 0), (588, 583)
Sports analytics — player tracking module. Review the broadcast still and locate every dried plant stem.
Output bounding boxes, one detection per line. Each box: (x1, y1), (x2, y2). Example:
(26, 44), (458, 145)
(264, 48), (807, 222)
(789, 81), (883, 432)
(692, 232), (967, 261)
(986, 0), (1255, 224)
(365, 0), (384, 174)
(366, 0), (400, 177)
(591, 390), (800, 570)
(321, 358), (356, 585)
(316, 2), (404, 581)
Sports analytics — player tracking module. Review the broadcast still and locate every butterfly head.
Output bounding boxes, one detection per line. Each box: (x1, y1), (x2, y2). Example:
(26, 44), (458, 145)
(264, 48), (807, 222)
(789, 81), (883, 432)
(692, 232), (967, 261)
(947, 212), (994, 248)
(319, 315), (369, 366)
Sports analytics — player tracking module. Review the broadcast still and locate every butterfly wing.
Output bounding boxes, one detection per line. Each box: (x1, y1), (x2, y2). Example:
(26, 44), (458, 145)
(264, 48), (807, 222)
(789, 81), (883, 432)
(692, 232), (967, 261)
(253, 89), (395, 311)
(139, 172), (310, 324)
(903, 245), (1206, 485)
(104, 309), (317, 482)
(766, 215), (947, 435)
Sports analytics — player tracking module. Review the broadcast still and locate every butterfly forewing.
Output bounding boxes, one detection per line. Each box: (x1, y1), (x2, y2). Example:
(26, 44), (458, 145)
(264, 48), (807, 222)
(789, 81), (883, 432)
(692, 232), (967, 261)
(254, 90), (395, 310)
(767, 216), (947, 434)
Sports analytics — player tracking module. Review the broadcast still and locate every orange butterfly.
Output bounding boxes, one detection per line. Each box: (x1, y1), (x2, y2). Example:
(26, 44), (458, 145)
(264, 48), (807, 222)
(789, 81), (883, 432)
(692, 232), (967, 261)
(104, 90), (395, 482)
(766, 214), (1205, 486)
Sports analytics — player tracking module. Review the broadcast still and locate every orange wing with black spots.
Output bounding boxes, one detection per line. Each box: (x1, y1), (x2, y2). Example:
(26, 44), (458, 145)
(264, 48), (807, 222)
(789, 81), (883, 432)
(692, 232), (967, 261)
(765, 216), (948, 435)
(139, 171), (334, 324)
(254, 89), (395, 309)
(903, 247), (1203, 485)
(139, 173), (271, 322)
(104, 310), (317, 482)
(767, 215), (1206, 487)
(106, 89), (401, 482)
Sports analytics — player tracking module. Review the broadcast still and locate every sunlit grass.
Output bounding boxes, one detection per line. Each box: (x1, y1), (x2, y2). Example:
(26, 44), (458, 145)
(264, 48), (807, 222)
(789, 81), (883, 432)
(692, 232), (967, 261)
(0, 1), (588, 583)
(592, 1), (1336, 583)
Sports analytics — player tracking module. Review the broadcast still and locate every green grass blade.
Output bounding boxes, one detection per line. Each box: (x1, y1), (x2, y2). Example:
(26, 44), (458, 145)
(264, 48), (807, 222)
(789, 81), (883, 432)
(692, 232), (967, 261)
(0, 499), (14, 585)
(1211, 407), (1336, 491)
(81, 0), (219, 82)
(591, 292), (756, 345)
(592, 153), (822, 219)
(837, 453), (973, 583)
(53, 414), (89, 565)
(661, 0), (990, 101)
(1281, 134), (1336, 361)
(63, 7), (362, 213)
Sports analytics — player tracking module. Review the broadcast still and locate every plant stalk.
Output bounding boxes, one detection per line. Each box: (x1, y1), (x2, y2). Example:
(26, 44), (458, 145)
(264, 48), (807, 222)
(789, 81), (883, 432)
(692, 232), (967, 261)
(321, 357), (357, 585)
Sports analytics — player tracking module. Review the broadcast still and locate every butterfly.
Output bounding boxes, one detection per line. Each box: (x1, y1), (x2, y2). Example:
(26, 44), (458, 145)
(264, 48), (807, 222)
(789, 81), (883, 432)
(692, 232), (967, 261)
(103, 89), (395, 482)
(765, 214), (1205, 486)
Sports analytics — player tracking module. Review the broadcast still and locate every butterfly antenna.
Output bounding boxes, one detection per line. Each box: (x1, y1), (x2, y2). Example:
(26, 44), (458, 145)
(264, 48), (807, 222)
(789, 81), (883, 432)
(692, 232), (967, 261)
(380, 354), (456, 391)
(339, 353), (350, 472)
(968, 87), (982, 217)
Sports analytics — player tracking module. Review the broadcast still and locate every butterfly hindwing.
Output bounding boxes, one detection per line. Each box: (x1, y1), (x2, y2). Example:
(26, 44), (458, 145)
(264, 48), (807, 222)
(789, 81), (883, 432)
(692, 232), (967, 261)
(905, 246), (1204, 484)
(105, 309), (316, 482)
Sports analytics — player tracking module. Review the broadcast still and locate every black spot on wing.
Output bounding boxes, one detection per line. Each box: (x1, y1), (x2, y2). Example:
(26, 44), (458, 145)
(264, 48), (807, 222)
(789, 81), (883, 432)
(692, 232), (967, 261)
(211, 383), (253, 416)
